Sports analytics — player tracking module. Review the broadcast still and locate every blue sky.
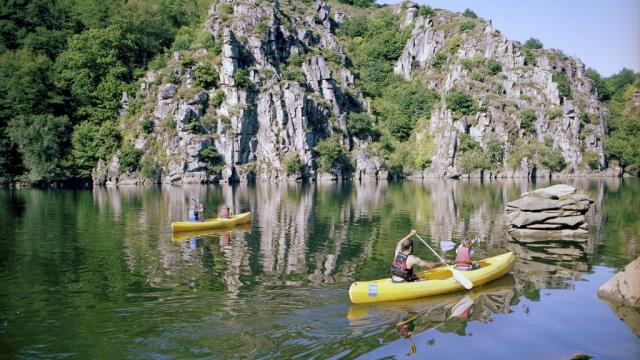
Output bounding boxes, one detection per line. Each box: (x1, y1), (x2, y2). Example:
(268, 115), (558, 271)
(377, 0), (640, 76)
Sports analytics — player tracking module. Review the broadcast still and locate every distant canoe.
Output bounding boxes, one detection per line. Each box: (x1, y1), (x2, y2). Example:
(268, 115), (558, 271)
(348, 252), (516, 304)
(171, 223), (252, 242)
(171, 212), (252, 232)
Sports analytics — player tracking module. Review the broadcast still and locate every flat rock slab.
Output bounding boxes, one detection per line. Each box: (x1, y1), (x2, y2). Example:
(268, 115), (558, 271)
(525, 184), (576, 199)
(508, 228), (589, 242)
(511, 211), (559, 227)
(598, 256), (640, 308)
(544, 215), (586, 227)
(506, 197), (563, 211)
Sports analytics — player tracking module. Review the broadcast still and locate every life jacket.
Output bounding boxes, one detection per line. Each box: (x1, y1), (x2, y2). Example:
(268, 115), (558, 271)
(220, 208), (230, 219)
(455, 246), (472, 270)
(390, 253), (415, 281)
(188, 209), (198, 221)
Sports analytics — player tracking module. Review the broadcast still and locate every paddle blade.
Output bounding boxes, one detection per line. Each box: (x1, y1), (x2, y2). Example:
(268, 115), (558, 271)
(440, 241), (456, 251)
(452, 269), (473, 289)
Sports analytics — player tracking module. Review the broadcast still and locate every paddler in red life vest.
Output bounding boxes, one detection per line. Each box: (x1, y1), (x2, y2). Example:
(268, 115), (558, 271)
(391, 229), (450, 283)
(455, 238), (480, 271)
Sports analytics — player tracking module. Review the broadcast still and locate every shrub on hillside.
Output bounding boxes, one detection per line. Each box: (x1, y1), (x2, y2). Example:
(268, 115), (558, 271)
(194, 64), (219, 88)
(141, 118), (155, 134)
(463, 9), (478, 18)
(553, 71), (572, 99)
(284, 153), (304, 175)
(524, 37), (543, 49)
(446, 89), (476, 116)
(314, 137), (348, 172)
(119, 144), (143, 173)
(520, 109), (537, 134)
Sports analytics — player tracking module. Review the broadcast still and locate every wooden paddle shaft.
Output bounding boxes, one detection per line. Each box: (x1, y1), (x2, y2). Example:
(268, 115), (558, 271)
(414, 234), (445, 262)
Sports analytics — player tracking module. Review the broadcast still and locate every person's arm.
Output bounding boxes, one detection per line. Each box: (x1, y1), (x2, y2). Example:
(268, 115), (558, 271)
(410, 255), (449, 269)
(395, 229), (417, 257)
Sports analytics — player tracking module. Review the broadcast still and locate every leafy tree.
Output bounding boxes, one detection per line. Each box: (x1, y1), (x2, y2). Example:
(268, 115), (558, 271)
(553, 71), (572, 99)
(487, 59), (502, 75)
(347, 112), (375, 139)
(520, 109), (537, 134)
(314, 137), (349, 172)
(432, 52), (447, 70)
(418, 6), (436, 18)
(194, 64), (219, 88)
(446, 89), (476, 116)
(463, 9), (478, 18)
(337, 0), (376, 7)
(524, 37), (543, 49)
(54, 26), (136, 123)
(199, 145), (224, 174)
(118, 144), (143, 173)
(7, 114), (71, 181)
(71, 121), (122, 177)
(587, 69), (611, 101)
(233, 69), (252, 89)
(541, 147), (566, 172)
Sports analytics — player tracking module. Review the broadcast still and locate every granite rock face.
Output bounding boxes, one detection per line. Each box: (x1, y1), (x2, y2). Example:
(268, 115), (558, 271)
(93, 1), (616, 185)
(505, 184), (593, 241)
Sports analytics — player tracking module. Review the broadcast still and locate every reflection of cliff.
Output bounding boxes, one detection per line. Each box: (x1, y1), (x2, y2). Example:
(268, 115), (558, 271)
(255, 183), (314, 279)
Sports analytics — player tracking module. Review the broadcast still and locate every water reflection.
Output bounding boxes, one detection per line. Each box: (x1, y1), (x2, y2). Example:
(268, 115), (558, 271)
(2, 178), (637, 358)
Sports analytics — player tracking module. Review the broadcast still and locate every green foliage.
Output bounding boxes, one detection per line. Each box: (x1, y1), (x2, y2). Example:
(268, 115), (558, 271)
(541, 147), (567, 172)
(471, 71), (484, 82)
(233, 69), (252, 89)
(7, 114), (70, 181)
(460, 56), (484, 70)
(459, 21), (476, 32)
(289, 53), (304, 67)
(71, 121), (121, 176)
(199, 145), (224, 174)
(447, 36), (464, 55)
(220, 4), (234, 15)
(180, 55), (195, 67)
(463, 9), (478, 18)
(432, 52), (447, 70)
(446, 89), (476, 116)
(580, 111), (596, 124)
(280, 64), (306, 83)
(520, 109), (537, 134)
(418, 6), (436, 18)
(194, 64), (219, 88)
(487, 59), (502, 75)
(523, 48), (535, 66)
(284, 153), (304, 175)
(347, 112), (376, 139)
(336, 0), (376, 7)
(553, 71), (572, 99)
(457, 133), (480, 153)
(413, 131), (434, 169)
(212, 89), (226, 108)
(323, 51), (342, 65)
(456, 135), (503, 172)
(314, 137), (348, 172)
(372, 81), (439, 141)
(524, 38), (543, 49)
(173, 26), (195, 51)
(587, 68), (611, 101)
(141, 118), (155, 134)
(339, 11), (411, 97)
(254, 20), (269, 36)
(546, 107), (563, 119)
(166, 72), (181, 85)
(603, 71), (640, 174)
(118, 144), (142, 173)
(582, 150), (601, 170)
(140, 155), (161, 181)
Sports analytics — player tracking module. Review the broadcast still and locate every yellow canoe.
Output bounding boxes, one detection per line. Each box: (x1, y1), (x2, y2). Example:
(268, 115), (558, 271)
(348, 252), (516, 304)
(171, 212), (252, 232)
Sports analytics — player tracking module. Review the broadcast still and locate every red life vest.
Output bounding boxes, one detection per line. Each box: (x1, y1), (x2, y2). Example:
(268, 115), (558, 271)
(390, 253), (415, 281)
(455, 246), (472, 269)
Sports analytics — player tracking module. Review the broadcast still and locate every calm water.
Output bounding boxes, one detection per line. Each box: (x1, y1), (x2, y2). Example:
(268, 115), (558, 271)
(1, 179), (639, 359)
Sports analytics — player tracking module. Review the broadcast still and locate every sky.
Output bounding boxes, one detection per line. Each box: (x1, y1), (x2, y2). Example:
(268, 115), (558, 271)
(377, 0), (640, 76)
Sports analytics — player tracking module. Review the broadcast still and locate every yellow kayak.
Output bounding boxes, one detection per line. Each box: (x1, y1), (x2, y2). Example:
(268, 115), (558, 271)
(171, 212), (252, 232)
(348, 252), (516, 304)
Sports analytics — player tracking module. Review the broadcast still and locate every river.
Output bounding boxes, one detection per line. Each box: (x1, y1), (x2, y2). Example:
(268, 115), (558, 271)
(1, 178), (638, 359)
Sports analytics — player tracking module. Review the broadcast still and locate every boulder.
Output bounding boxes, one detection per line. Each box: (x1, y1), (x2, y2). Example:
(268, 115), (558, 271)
(544, 215), (585, 227)
(506, 197), (562, 211)
(525, 184), (576, 199)
(511, 211), (558, 227)
(598, 256), (640, 308)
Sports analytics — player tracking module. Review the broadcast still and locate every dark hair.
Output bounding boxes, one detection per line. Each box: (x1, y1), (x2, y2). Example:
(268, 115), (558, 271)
(402, 239), (413, 251)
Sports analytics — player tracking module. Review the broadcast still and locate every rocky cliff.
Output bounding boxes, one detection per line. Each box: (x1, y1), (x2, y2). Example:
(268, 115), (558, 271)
(94, 1), (617, 185)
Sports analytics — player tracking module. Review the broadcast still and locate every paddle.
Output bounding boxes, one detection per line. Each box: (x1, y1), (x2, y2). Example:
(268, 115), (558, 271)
(440, 240), (456, 252)
(414, 234), (473, 290)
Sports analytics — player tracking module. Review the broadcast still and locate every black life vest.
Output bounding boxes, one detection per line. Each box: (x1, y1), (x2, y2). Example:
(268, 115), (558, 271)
(390, 253), (415, 281)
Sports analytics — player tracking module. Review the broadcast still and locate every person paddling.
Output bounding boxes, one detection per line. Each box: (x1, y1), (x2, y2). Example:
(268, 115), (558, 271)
(455, 238), (480, 271)
(219, 205), (231, 219)
(189, 201), (204, 221)
(391, 229), (449, 283)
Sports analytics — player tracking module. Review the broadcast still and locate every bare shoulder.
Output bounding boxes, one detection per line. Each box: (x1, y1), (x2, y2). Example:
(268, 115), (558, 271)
(406, 255), (423, 267)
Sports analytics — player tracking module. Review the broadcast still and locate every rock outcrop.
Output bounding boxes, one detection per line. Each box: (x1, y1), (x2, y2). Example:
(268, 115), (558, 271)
(506, 184), (593, 241)
(598, 256), (640, 308)
(93, 1), (617, 185)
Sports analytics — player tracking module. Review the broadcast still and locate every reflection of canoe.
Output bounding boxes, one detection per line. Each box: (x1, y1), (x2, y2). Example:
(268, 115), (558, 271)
(348, 252), (516, 304)
(171, 223), (252, 242)
(171, 212), (252, 232)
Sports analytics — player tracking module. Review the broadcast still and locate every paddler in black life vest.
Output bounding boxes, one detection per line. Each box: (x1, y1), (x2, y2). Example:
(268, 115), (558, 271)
(391, 229), (450, 282)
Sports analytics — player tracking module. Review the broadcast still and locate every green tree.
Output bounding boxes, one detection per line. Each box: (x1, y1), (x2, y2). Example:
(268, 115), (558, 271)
(463, 9), (478, 18)
(71, 121), (122, 178)
(7, 114), (71, 182)
(314, 137), (348, 172)
(194, 64), (219, 88)
(524, 37), (543, 49)
(446, 89), (476, 116)
(553, 71), (572, 99)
